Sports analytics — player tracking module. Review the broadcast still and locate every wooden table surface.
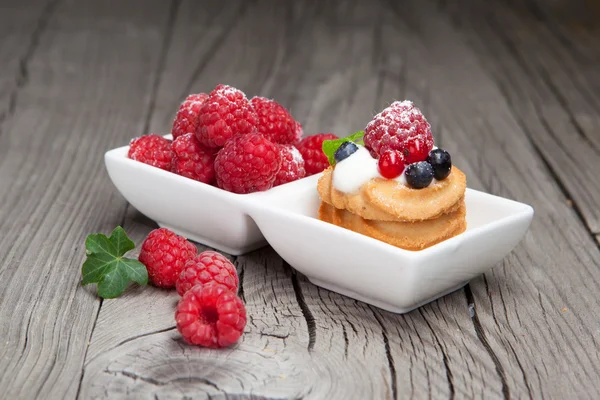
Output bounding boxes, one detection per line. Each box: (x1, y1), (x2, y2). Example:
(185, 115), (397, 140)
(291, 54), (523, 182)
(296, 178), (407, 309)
(1, 0), (600, 398)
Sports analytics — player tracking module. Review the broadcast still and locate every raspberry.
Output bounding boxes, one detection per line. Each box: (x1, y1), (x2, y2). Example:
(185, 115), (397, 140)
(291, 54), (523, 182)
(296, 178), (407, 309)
(250, 97), (300, 144)
(364, 100), (434, 163)
(295, 133), (338, 175)
(176, 251), (239, 296)
(185, 93), (209, 103)
(138, 228), (198, 288)
(196, 85), (258, 148)
(214, 132), (281, 193)
(172, 133), (216, 184)
(171, 93), (208, 139)
(274, 144), (305, 186)
(128, 134), (173, 171)
(175, 283), (246, 348)
(294, 122), (304, 139)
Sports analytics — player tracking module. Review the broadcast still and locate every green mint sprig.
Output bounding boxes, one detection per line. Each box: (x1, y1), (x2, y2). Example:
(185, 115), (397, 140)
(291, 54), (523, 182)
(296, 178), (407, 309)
(81, 226), (147, 298)
(322, 130), (365, 166)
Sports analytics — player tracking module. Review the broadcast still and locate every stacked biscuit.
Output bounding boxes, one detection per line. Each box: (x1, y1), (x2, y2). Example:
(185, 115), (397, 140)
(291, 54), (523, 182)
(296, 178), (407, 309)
(317, 166), (467, 250)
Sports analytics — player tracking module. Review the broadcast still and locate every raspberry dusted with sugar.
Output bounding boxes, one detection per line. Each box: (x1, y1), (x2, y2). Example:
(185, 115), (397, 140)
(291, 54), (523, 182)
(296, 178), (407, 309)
(171, 93), (208, 139)
(175, 283), (247, 348)
(196, 85), (258, 148)
(274, 144), (306, 186)
(296, 133), (338, 175)
(128, 134), (173, 171)
(214, 132), (281, 193)
(176, 251), (239, 296)
(138, 228), (197, 288)
(364, 101), (434, 164)
(250, 97), (301, 144)
(172, 133), (216, 184)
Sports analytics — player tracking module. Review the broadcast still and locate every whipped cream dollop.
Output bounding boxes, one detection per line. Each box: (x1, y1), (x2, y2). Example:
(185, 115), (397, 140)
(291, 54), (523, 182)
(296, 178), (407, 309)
(332, 146), (410, 193)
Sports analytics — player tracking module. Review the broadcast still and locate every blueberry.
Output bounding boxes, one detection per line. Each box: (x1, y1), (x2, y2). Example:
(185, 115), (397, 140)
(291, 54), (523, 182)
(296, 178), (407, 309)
(426, 149), (452, 180)
(334, 141), (359, 163)
(405, 161), (434, 189)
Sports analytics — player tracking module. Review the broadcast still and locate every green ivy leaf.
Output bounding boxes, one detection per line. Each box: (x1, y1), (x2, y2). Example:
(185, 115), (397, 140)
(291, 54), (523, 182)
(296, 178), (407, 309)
(81, 226), (147, 298)
(322, 130), (365, 166)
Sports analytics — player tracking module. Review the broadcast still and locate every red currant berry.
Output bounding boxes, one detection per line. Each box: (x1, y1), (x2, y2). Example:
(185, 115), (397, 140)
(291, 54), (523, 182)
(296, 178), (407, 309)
(378, 150), (405, 179)
(402, 136), (431, 164)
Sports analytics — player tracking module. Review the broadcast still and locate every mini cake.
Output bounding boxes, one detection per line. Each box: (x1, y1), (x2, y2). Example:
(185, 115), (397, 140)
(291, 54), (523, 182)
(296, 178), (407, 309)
(317, 101), (466, 250)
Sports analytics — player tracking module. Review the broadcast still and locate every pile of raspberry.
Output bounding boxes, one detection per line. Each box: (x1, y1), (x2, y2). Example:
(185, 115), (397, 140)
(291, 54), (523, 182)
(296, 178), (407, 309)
(138, 227), (245, 348)
(127, 84), (338, 194)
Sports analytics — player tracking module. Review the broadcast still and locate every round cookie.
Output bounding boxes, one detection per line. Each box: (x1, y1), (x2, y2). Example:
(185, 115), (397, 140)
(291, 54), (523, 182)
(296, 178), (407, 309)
(318, 201), (467, 251)
(317, 166), (466, 222)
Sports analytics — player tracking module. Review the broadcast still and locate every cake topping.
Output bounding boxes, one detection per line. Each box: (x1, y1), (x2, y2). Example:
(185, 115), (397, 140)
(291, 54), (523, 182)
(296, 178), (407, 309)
(427, 149), (452, 180)
(364, 100), (434, 163)
(332, 146), (380, 193)
(334, 141), (359, 163)
(405, 161), (434, 189)
(377, 149), (405, 179)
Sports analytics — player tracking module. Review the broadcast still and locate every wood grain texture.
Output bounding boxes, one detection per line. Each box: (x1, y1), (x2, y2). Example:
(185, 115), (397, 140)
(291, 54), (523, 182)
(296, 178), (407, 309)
(0, 0), (172, 398)
(388, 1), (600, 398)
(445, 0), (600, 236)
(2, 0), (600, 398)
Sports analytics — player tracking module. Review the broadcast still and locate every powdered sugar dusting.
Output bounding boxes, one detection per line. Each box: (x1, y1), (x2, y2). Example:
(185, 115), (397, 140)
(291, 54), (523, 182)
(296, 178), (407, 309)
(290, 145), (303, 164)
(364, 100), (434, 162)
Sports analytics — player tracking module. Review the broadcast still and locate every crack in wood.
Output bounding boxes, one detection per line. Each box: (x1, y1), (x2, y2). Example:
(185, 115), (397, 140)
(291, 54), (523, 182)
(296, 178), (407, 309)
(75, 297), (103, 399)
(114, 326), (177, 349)
(507, 341), (533, 399)
(370, 308), (397, 400)
(290, 270), (315, 352)
(342, 324), (349, 360)
(419, 309), (455, 399)
(112, 369), (222, 392)
(237, 260), (245, 303)
(260, 332), (290, 340)
(464, 285), (510, 400)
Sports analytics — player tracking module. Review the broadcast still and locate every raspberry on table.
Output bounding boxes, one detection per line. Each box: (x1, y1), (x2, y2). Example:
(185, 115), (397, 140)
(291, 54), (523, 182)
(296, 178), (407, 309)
(364, 100), (434, 164)
(250, 97), (301, 144)
(172, 133), (216, 184)
(138, 228), (198, 288)
(196, 84), (259, 148)
(175, 283), (247, 348)
(214, 132), (281, 194)
(295, 133), (338, 175)
(274, 144), (306, 186)
(176, 251), (239, 296)
(128, 134), (173, 171)
(171, 93), (208, 139)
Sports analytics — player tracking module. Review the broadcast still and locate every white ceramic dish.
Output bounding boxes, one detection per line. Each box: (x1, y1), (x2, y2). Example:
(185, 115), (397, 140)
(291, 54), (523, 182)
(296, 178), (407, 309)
(105, 143), (267, 255)
(246, 175), (533, 313)
(105, 142), (533, 313)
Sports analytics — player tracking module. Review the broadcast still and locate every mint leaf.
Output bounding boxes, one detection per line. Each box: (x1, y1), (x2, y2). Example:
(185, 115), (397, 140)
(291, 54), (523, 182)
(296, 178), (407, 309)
(81, 226), (147, 298)
(322, 130), (365, 166)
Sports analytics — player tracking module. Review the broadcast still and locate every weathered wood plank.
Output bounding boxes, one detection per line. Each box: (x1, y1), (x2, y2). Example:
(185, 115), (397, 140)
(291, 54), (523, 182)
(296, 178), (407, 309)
(0, 0), (173, 398)
(3, 0), (600, 398)
(385, 1), (600, 398)
(444, 0), (600, 235)
(83, 0), (600, 398)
